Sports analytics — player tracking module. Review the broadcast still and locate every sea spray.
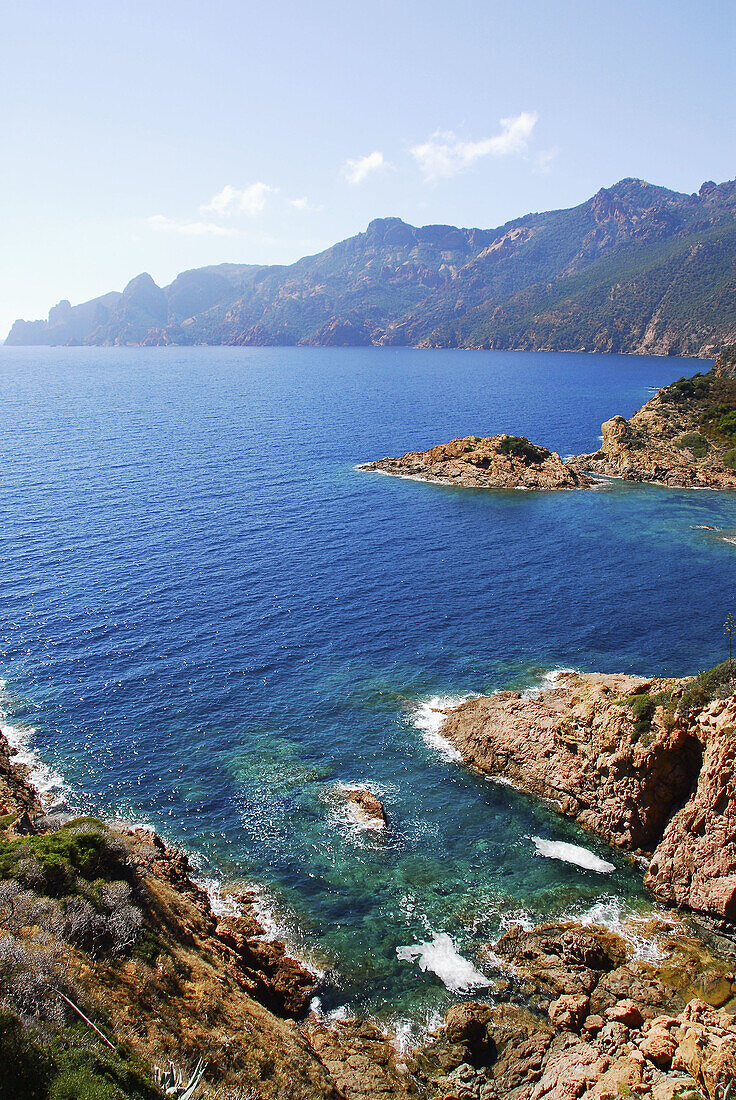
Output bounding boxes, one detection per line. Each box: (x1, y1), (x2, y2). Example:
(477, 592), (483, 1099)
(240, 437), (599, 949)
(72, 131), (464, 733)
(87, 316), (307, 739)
(396, 933), (490, 993)
(565, 897), (674, 963)
(530, 836), (616, 874)
(0, 680), (69, 811)
(409, 695), (472, 762)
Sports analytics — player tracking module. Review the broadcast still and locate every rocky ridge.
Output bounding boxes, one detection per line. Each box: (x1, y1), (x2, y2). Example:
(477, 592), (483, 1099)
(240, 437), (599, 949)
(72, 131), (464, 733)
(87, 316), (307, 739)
(360, 436), (591, 490)
(7, 177), (736, 357)
(571, 347), (736, 488)
(438, 666), (736, 924)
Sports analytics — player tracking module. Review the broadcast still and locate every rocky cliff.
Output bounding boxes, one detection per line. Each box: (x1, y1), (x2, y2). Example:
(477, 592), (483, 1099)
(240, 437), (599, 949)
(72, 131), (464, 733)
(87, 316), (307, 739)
(360, 436), (591, 490)
(572, 347), (736, 487)
(7, 177), (736, 356)
(439, 666), (736, 924)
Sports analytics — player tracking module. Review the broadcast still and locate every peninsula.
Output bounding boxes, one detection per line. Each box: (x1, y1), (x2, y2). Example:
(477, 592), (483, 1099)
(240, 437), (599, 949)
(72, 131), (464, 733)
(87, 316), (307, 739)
(362, 347), (736, 493)
(359, 435), (591, 490)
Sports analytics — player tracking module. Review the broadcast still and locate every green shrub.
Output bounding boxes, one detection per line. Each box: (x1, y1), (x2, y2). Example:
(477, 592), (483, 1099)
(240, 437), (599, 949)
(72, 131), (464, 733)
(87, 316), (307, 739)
(678, 661), (735, 713)
(0, 822), (128, 899)
(723, 448), (736, 470)
(496, 436), (547, 464)
(675, 432), (709, 457)
(715, 409), (736, 441)
(0, 1010), (159, 1100)
(624, 689), (674, 742)
(0, 1009), (53, 1100)
(661, 372), (713, 405)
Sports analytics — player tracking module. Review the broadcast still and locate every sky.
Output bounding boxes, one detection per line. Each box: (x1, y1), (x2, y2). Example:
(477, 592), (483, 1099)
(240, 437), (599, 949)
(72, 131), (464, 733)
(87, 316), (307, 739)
(1, 0), (735, 338)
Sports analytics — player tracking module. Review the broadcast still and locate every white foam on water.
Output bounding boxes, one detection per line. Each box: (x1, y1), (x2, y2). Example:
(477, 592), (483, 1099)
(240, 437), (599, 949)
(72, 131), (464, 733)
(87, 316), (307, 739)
(487, 774), (520, 790)
(567, 897), (676, 963)
(196, 877), (245, 918)
(409, 695), (473, 762)
(497, 908), (535, 935)
(390, 1009), (444, 1058)
(530, 836), (616, 874)
(396, 932), (490, 993)
(0, 682), (71, 812)
(521, 667), (578, 699)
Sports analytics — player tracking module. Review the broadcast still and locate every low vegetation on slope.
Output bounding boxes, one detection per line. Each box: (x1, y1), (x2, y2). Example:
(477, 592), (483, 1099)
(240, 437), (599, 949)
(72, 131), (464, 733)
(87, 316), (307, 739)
(0, 820), (156, 1100)
(572, 347), (736, 486)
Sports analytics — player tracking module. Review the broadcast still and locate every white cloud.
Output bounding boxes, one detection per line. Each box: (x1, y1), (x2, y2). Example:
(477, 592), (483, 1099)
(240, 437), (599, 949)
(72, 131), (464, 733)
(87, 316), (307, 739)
(289, 196), (324, 212)
(410, 112), (538, 181)
(147, 215), (236, 237)
(342, 151), (387, 185)
(535, 148), (557, 174)
(200, 182), (275, 217)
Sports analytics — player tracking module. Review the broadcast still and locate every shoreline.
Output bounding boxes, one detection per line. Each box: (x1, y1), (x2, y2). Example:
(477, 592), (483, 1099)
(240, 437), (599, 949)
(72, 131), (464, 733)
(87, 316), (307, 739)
(4, 678), (736, 1097)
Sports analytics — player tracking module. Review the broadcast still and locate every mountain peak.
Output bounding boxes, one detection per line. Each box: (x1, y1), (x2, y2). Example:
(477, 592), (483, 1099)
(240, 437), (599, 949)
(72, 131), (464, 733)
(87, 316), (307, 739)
(6, 175), (736, 356)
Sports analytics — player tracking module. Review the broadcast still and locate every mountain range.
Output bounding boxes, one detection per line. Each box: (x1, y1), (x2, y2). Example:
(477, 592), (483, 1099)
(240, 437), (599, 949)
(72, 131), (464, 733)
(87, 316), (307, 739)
(7, 176), (736, 355)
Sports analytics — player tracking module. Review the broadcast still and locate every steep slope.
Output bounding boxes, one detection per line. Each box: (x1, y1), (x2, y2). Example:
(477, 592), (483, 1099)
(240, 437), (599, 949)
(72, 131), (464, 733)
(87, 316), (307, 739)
(438, 664), (736, 924)
(572, 345), (736, 486)
(6, 177), (736, 355)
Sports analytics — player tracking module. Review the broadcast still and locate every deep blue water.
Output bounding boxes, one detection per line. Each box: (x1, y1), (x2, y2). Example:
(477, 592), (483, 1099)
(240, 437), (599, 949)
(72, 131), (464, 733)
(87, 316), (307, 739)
(1, 346), (735, 1024)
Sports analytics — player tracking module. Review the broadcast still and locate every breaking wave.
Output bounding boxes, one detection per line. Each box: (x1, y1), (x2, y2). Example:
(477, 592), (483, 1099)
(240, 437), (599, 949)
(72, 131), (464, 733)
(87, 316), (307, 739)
(408, 695), (473, 762)
(396, 932), (490, 993)
(530, 836), (616, 874)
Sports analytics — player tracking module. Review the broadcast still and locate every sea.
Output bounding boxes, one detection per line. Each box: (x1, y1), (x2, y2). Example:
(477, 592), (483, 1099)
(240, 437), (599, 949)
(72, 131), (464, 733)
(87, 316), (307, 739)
(1, 345), (734, 1031)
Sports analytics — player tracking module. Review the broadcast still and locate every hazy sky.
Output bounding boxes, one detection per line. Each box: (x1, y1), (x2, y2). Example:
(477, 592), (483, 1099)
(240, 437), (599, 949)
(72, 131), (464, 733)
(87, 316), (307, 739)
(2, 0), (735, 337)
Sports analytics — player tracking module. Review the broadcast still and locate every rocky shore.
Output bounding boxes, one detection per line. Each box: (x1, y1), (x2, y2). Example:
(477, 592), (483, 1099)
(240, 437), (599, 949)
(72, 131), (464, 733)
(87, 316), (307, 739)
(439, 667), (736, 925)
(570, 347), (736, 489)
(3, 675), (736, 1098)
(360, 435), (592, 491)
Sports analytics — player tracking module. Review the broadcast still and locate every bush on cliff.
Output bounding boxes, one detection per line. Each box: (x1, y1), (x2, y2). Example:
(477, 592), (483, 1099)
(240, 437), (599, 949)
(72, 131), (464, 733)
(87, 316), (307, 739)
(0, 1009), (159, 1100)
(0, 821), (129, 898)
(496, 436), (547, 464)
(674, 432), (709, 457)
(623, 690), (675, 742)
(0, 822), (144, 959)
(678, 660), (735, 713)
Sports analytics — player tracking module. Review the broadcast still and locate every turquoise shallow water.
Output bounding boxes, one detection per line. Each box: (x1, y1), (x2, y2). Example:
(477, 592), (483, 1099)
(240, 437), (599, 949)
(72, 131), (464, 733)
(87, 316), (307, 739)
(0, 345), (734, 1023)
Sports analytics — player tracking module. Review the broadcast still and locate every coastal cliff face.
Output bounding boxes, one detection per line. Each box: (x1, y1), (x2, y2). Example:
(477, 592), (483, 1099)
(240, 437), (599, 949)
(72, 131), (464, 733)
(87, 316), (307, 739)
(360, 436), (591, 490)
(572, 348), (736, 488)
(0, 740), (340, 1099)
(7, 177), (736, 357)
(439, 668), (736, 924)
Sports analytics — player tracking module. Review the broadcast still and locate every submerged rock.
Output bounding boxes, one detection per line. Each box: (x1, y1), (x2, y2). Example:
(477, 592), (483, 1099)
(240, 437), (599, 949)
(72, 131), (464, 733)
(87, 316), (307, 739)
(360, 435), (592, 490)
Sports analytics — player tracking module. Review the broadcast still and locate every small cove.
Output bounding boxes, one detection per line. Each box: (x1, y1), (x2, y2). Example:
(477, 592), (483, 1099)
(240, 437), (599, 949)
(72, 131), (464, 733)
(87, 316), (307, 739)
(0, 344), (734, 1021)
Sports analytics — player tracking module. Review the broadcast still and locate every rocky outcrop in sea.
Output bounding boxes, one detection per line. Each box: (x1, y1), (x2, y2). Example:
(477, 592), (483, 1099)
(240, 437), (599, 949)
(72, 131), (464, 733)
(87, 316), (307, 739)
(360, 435), (591, 491)
(439, 668), (736, 925)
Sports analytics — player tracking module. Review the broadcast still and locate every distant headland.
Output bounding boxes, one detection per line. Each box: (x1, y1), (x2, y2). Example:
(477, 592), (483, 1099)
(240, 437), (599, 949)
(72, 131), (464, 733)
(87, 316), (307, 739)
(6, 176), (736, 356)
(361, 348), (736, 492)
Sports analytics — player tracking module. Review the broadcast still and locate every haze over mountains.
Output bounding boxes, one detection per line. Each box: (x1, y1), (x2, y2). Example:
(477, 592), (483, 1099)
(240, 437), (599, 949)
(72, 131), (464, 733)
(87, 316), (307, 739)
(7, 177), (736, 356)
